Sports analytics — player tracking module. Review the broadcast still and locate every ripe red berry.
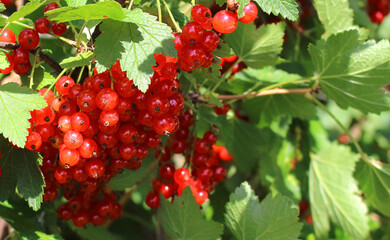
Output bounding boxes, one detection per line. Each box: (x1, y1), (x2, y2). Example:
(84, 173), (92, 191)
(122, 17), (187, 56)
(0, 28), (16, 43)
(100, 109), (120, 127)
(71, 112), (90, 132)
(96, 88), (119, 110)
(146, 95), (170, 117)
(160, 182), (174, 199)
(159, 163), (175, 180)
(239, 2), (258, 24)
(213, 10), (238, 34)
(12, 48), (30, 64)
(44, 2), (58, 12)
(201, 31), (220, 52)
(203, 131), (217, 145)
(59, 147), (80, 168)
(56, 76), (75, 95)
(25, 132), (42, 151)
(85, 159), (105, 179)
(79, 138), (98, 158)
(174, 168), (191, 185)
(182, 22), (204, 44)
(77, 89), (98, 112)
(153, 114), (179, 135)
(57, 204), (73, 220)
(72, 211), (90, 227)
(63, 131), (84, 149)
(145, 191), (160, 208)
(51, 22), (67, 36)
(18, 29), (40, 50)
(191, 4), (213, 30)
(213, 104), (231, 115)
(35, 17), (51, 34)
(35, 124), (54, 142)
(13, 61), (31, 75)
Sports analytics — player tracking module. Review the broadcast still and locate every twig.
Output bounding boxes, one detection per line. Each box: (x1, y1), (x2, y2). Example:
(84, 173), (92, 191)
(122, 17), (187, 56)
(128, 0), (135, 9)
(163, 0), (182, 32)
(215, 88), (313, 101)
(29, 48), (40, 88)
(156, 0), (162, 22)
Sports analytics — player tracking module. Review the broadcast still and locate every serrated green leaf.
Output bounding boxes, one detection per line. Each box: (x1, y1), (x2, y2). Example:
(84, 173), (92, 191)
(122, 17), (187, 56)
(313, 0), (354, 39)
(0, 3), (5, 11)
(309, 143), (369, 239)
(0, 83), (47, 147)
(356, 160), (390, 217)
(224, 22), (285, 69)
(225, 182), (302, 240)
(216, 0), (225, 5)
(213, 39), (235, 58)
(65, 0), (87, 7)
(107, 162), (148, 191)
(45, 1), (129, 22)
(0, 137), (45, 211)
(253, 0), (299, 21)
(218, 117), (264, 172)
(158, 187), (223, 240)
(309, 30), (390, 114)
(0, 52), (10, 69)
(7, 0), (47, 23)
(95, 12), (176, 92)
(59, 52), (95, 69)
(0, 201), (63, 240)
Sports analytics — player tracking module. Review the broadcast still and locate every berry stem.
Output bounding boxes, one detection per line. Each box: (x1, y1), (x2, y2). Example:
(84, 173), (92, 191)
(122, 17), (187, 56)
(306, 93), (369, 163)
(156, 0), (162, 23)
(76, 21), (88, 49)
(12, 21), (34, 30)
(29, 48), (40, 89)
(77, 66), (85, 83)
(43, 68), (68, 98)
(128, 0), (135, 10)
(163, 0), (182, 32)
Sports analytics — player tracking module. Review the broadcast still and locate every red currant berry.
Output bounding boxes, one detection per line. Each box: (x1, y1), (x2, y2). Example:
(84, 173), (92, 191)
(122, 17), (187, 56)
(35, 124), (54, 143)
(59, 147), (80, 168)
(145, 191), (160, 208)
(146, 95), (170, 117)
(0, 28), (16, 43)
(160, 182), (174, 199)
(118, 123), (138, 144)
(213, 10), (238, 34)
(51, 22), (67, 36)
(201, 31), (220, 52)
(194, 190), (208, 205)
(63, 130), (84, 149)
(213, 104), (231, 115)
(239, 2), (258, 24)
(72, 211), (90, 227)
(100, 109), (119, 127)
(174, 168), (191, 185)
(213, 165), (226, 182)
(182, 22), (204, 44)
(44, 2), (58, 12)
(12, 48), (29, 64)
(13, 61), (31, 75)
(77, 89), (98, 112)
(191, 4), (213, 30)
(57, 204), (73, 220)
(18, 29), (40, 50)
(35, 17), (51, 34)
(96, 88), (119, 110)
(153, 114), (179, 135)
(203, 131), (217, 145)
(56, 76), (75, 95)
(54, 166), (71, 184)
(159, 163), (175, 180)
(25, 132), (42, 151)
(85, 159), (105, 179)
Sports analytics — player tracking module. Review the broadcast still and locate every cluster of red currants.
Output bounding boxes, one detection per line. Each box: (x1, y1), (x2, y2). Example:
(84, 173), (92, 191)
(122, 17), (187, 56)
(145, 110), (233, 208)
(21, 53), (183, 226)
(173, 2), (257, 72)
(0, 2), (66, 75)
(367, 0), (390, 24)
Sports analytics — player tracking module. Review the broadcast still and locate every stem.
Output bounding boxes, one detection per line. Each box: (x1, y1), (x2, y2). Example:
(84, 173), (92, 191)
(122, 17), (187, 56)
(77, 66), (85, 83)
(306, 93), (369, 163)
(128, 0), (135, 9)
(163, 0), (182, 32)
(191, 0), (195, 6)
(43, 68), (68, 98)
(29, 48), (40, 89)
(12, 21), (34, 29)
(216, 88), (312, 101)
(0, 23), (9, 36)
(76, 21), (88, 48)
(156, 0), (162, 23)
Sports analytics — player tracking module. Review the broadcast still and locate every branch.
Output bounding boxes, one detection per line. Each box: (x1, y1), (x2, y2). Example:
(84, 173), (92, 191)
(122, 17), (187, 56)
(0, 42), (63, 74)
(216, 88), (313, 101)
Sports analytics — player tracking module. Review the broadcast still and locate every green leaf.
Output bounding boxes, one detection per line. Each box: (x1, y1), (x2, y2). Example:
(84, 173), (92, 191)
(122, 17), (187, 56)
(70, 224), (123, 240)
(356, 160), (390, 217)
(309, 30), (390, 114)
(253, 0), (299, 21)
(65, 0), (87, 7)
(59, 52), (95, 69)
(158, 187), (223, 240)
(0, 137), (45, 211)
(20, 66), (55, 90)
(216, 0), (225, 5)
(218, 117), (264, 172)
(45, 1), (133, 22)
(313, 0), (354, 39)
(36, 72), (56, 90)
(94, 12), (176, 92)
(0, 83), (47, 147)
(107, 163), (147, 191)
(0, 202), (63, 240)
(309, 142), (369, 239)
(225, 182), (302, 240)
(7, 0), (47, 23)
(0, 52), (10, 69)
(236, 0), (251, 18)
(213, 39), (235, 58)
(0, 3), (5, 12)
(224, 22), (285, 69)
